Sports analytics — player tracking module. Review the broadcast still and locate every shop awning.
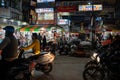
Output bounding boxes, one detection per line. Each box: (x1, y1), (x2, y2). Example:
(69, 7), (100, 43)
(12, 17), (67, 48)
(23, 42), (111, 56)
(41, 25), (64, 31)
(18, 25), (65, 32)
(18, 25), (42, 32)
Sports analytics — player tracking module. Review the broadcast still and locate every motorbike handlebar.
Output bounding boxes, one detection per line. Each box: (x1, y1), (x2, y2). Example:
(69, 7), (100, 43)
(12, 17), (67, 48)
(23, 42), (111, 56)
(18, 49), (25, 59)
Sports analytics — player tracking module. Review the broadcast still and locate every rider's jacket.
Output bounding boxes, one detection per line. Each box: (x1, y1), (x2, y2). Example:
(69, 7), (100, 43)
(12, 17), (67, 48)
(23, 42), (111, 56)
(0, 35), (18, 61)
(22, 39), (40, 55)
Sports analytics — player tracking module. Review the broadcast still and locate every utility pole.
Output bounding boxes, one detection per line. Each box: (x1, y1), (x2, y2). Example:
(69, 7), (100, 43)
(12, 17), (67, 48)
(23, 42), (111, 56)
(54, 0), (57, 26)
(89, 0), (95, 47)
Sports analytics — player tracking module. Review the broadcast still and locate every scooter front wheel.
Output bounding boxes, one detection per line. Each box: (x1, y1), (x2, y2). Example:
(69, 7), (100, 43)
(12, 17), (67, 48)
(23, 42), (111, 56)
(83, 66), (105, 80)
(84, 60), (98, 68)
(35, 63), (53, 74)
(43, 63), (53, 74)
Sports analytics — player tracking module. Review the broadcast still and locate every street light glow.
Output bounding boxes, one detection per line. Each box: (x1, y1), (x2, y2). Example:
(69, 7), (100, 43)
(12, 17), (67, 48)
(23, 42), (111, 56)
(88, 2), (91, 5)
(3, 19), (7, 22)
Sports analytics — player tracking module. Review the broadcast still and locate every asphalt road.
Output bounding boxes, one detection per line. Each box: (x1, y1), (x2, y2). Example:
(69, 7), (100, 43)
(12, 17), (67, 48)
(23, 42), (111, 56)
(31, 55), (90, 80)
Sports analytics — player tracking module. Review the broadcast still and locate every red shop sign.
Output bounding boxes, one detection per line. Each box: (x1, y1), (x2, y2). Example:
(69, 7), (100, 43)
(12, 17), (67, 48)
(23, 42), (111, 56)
(57, 6), (77, 12)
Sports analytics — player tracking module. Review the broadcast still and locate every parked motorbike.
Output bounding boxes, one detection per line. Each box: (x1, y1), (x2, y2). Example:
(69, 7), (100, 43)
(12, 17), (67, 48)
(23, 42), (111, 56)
(69, 43), (77, 55)
(58, 43), (70, 55)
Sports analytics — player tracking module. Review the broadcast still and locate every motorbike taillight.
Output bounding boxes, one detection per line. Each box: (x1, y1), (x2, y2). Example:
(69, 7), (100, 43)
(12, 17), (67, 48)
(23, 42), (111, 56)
(29, 62), (36, 72)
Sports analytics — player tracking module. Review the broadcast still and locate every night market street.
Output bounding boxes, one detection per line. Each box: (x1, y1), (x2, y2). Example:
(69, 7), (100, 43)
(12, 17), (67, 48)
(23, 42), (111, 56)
(31, 55), (90, 80)
(0, 0), (120, 80)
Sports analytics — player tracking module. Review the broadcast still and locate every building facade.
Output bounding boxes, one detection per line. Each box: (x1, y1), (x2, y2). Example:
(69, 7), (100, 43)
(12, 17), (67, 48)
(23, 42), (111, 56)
(0, 0), (31, 28)
(0, 0), (23, 28)
(29, 0), (37, 25)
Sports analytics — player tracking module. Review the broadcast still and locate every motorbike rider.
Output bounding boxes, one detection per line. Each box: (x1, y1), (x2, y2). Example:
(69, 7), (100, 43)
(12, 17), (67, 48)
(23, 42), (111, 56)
(20, 33), (45, 76)
(20, 33), (40, 58)
(0, 26), (18, 61)
(0, 26), (18, 79)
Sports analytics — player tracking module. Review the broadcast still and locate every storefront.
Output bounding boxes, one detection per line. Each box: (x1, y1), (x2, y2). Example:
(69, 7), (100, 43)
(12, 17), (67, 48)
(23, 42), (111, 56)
(18, 25), (64, 41)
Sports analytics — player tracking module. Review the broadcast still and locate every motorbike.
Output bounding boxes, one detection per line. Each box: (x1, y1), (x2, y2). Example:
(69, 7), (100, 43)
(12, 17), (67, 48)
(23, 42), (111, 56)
(0, 51), (34, 80)
(69, 43), (77, 55)
(84, 46), (107, 69)
(83, 44), (120, 80)
(34, 52), (55, 74)
(0, 48), (55, 80)
(58, 43), (70, 55)
(18, 49), (55, 74)
(83, 47), (106, 80)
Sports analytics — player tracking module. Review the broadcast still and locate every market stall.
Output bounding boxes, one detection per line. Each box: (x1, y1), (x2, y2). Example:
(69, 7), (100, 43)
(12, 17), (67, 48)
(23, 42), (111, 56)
(18, 25), (65, 41)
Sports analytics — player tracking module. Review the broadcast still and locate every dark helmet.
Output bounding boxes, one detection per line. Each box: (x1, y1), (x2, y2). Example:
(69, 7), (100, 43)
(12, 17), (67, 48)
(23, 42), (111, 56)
(32, 33), (38, 39)
(3, 26), (15, 33)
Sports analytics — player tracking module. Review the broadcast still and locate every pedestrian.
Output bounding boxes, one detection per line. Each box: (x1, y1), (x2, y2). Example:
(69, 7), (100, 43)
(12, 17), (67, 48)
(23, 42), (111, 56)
(38, 33), (42, 46)
(42, 35), (47, 51)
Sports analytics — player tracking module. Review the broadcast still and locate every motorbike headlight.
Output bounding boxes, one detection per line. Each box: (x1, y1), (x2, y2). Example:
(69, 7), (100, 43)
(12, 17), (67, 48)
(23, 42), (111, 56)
(91, 53), (98, 60)
(97, 56), (100, 62)
(93, 53), (98, 58)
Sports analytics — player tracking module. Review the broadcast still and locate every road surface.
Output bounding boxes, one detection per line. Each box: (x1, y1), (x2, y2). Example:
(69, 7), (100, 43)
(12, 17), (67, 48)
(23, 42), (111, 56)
(31, 55), (90, 80)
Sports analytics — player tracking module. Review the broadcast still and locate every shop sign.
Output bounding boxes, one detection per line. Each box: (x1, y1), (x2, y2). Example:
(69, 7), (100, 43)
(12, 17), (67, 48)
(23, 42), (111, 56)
(38, 12), (54, 20)
(58, 19), (69, 25)
(37, 0), (55, 3)
(57, 6), (77, 12)
(78, 4), (102, 11)
(36, 8), (54, 13)
(36, 20), (55, 25)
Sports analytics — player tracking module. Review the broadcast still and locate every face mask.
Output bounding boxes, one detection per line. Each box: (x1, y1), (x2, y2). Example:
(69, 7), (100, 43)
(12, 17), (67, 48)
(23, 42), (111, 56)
(0, 39), (3, 43)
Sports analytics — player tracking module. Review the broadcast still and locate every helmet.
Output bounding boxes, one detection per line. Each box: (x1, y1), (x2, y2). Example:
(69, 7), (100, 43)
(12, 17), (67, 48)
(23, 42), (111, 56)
(3, 26), (15, 33)
(32, 33), (38, 39)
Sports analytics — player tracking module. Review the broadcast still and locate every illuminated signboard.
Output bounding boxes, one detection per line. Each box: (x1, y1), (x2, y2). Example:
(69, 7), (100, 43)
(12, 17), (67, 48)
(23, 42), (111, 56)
(38, 13), (54, 20)
(94, 5), (103, 11)
(58, 19), (69, 25)
(35, 8), (54, 13)
(57, 6), (77, 12)
(37, 0), (55, 3)
(79, 4), (102, 11)
(36, 8), (54, 24)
